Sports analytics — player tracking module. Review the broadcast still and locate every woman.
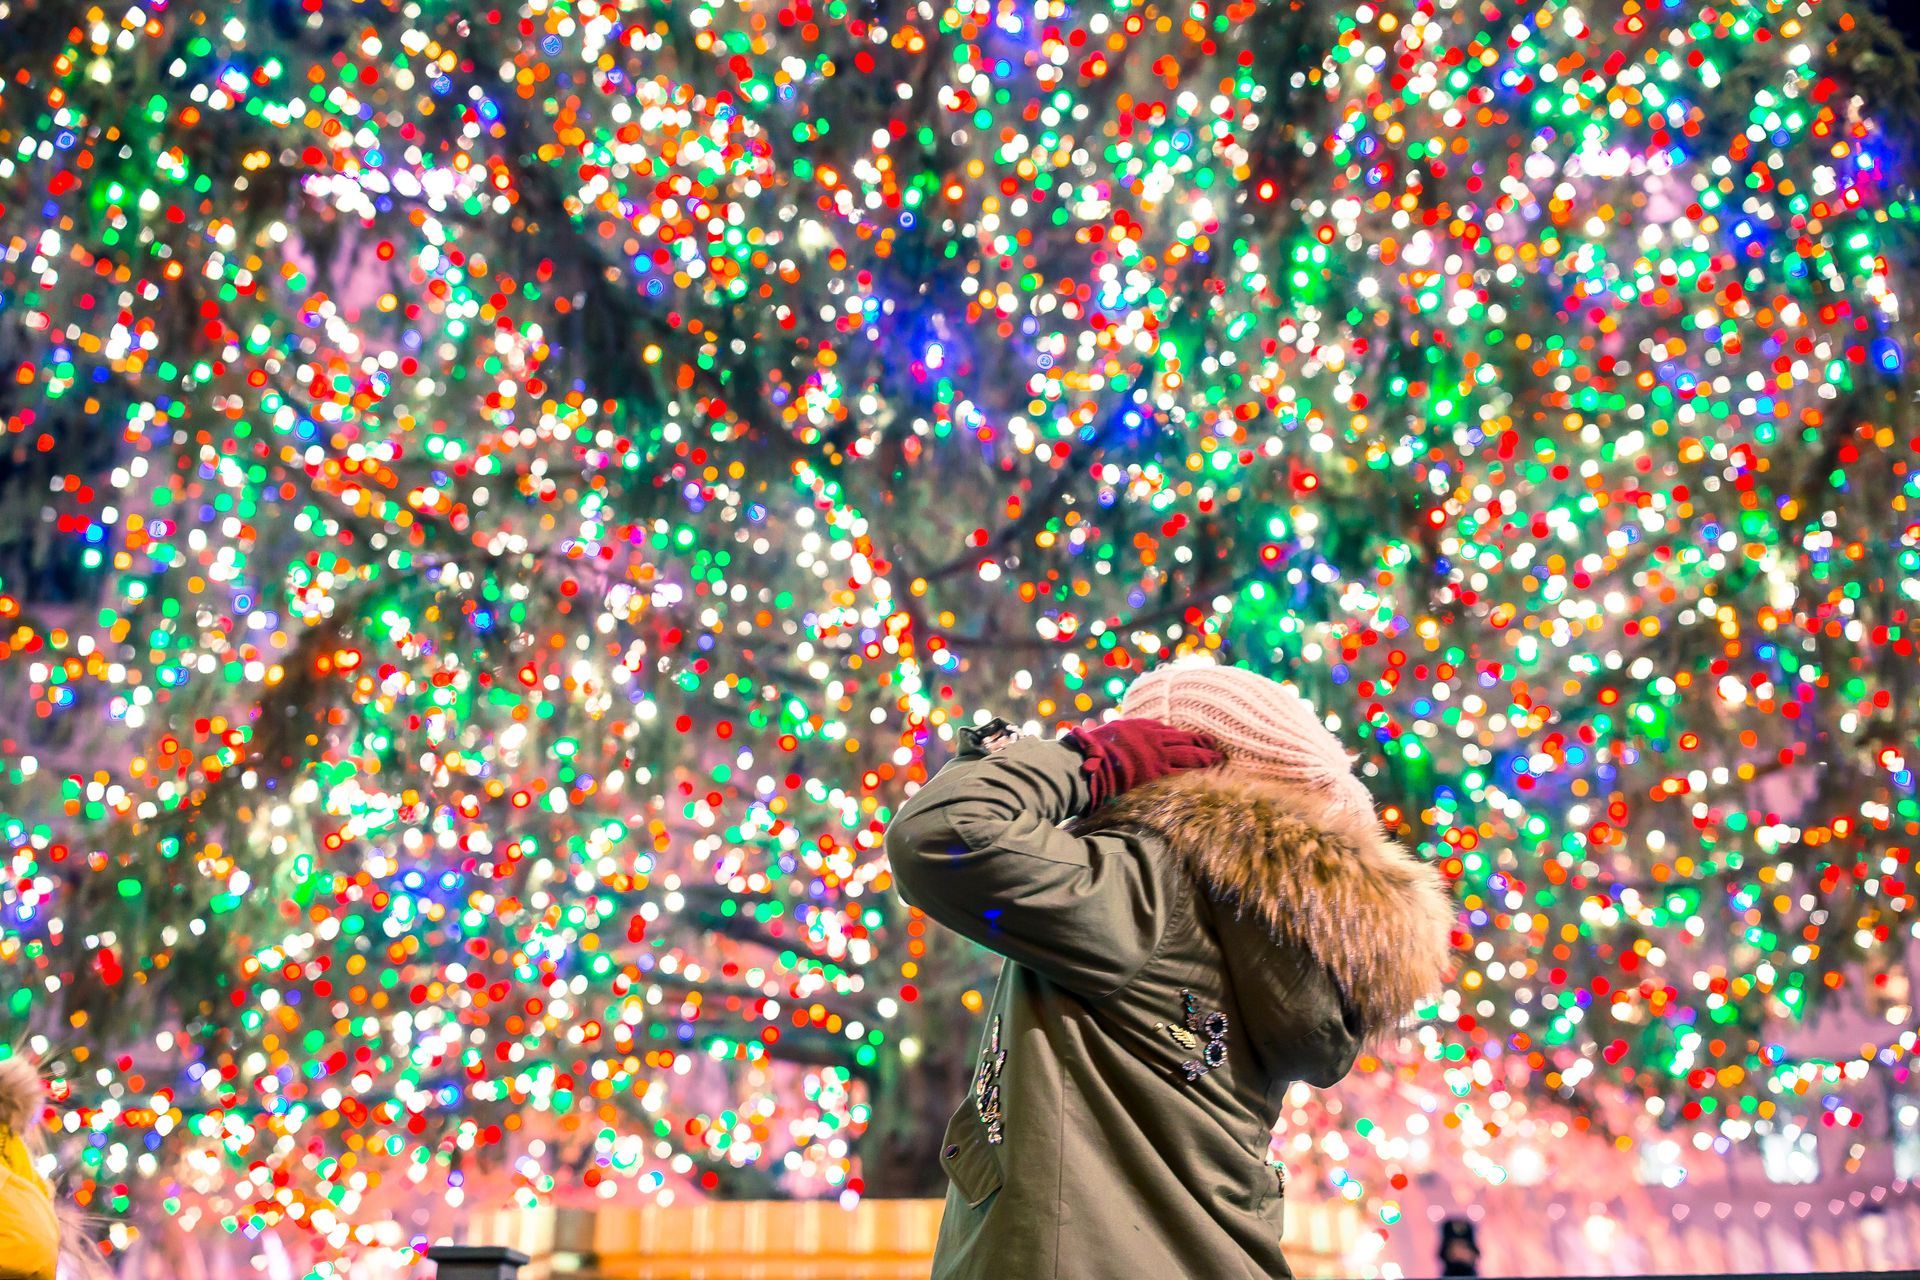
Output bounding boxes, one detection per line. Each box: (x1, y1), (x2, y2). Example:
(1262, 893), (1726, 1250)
(0, 1053), (100, 1280)
(0, 1055), (61, 1280)
(885, 661), (1453, 1279)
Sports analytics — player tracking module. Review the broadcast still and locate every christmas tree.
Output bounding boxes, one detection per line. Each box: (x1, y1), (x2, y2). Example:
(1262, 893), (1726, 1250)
(1, 0), (1916, 1272)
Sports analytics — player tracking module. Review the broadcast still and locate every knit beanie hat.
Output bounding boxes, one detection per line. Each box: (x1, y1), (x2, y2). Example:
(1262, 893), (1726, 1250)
(1118, 658), (1376, 824)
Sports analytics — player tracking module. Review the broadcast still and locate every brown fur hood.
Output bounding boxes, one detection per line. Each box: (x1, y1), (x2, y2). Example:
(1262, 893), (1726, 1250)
(1079, 769), (1455, 1046)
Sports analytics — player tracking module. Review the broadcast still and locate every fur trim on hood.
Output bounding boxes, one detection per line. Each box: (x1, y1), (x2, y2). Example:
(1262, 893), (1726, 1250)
(1082, 769), (1455, 1046)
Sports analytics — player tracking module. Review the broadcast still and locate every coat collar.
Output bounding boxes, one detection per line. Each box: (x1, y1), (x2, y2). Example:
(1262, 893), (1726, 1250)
(1078, 769), (1455, 1047)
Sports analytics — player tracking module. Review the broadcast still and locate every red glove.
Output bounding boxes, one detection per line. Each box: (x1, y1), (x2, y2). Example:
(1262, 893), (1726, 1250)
(1064, 718), (1223, 809)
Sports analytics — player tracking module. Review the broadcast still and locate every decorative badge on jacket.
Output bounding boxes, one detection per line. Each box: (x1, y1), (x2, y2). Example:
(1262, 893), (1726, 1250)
(1156, 989), (1228, 1082)
(972, 1016), (1007, 1143)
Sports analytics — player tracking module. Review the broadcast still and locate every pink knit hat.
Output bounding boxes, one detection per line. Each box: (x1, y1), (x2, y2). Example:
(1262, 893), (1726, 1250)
(1119, 658), (1376, 823)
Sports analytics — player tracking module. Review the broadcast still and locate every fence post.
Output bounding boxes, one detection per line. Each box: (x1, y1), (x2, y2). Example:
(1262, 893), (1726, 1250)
(424, 1245), (531, 1280)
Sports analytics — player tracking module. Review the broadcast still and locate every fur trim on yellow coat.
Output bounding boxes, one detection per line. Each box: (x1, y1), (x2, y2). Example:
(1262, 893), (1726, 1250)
(0, 1056), (57, 1280)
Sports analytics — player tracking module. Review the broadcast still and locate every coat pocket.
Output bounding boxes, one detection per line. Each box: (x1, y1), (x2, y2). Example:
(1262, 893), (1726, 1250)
(937, 1105), (1003, 1209)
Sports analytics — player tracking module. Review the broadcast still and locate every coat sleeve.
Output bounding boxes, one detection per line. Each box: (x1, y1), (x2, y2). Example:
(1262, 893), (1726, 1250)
(883, 734), (1180, 999)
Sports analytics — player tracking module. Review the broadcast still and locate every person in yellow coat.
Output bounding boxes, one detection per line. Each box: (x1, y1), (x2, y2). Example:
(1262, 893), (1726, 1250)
(0, 1055), (68, 1280)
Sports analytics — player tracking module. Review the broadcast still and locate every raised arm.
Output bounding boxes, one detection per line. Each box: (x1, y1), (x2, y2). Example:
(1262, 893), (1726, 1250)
(884, 722), (1218, 999)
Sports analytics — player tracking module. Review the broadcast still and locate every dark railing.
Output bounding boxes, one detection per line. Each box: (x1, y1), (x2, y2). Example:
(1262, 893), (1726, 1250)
(424, 1246), (532, 1280)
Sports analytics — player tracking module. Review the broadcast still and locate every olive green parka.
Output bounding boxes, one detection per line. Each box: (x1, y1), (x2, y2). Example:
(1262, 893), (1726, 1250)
(884, 731), (1453, 1280)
